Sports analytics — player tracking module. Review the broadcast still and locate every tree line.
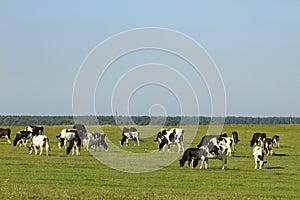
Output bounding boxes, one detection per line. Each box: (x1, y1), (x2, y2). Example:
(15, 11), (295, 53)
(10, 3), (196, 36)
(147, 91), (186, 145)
(0, 115), (299, 126)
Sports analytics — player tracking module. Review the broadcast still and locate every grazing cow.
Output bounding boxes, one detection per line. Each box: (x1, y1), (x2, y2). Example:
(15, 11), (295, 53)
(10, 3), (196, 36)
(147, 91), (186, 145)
(28, 135), (50, 156)
(84, 132), (108, 151)
(120, 127), (140, 146)
(66, 132), (81, 156)
(272, 135), (280, 148)
(0, 128), (11, 144)
(253, 146), (266, 169)
(231, 131), (240, 144)
(250, 132), (266, 147)
(13, 126), (44, 146)
(13, 130), (32, 147)
(56, 129), (77, 149)
(179, 148), (200, 168)
(180, 142), (228, 170)
(264, 138), (274, 156)
(194, 144), (228, 170)
(156, 128), (184, 152)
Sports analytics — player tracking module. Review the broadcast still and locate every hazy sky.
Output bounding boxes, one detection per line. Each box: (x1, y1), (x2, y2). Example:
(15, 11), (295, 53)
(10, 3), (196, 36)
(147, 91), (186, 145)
(1, 1), (299, 117)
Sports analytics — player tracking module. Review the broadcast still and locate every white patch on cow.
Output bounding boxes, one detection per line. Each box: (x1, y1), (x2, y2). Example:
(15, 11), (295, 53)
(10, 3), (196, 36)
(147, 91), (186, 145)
(253, 146), (266, 169)
(29, 135), (49, 156)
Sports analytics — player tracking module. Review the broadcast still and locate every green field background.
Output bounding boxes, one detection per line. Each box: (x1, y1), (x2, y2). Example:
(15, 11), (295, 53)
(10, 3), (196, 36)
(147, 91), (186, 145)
(0, 124), (299, 199)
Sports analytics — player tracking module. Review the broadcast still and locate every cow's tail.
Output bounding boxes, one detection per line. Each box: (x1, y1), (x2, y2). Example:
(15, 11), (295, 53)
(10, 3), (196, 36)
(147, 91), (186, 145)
(43, 137), (51, 151)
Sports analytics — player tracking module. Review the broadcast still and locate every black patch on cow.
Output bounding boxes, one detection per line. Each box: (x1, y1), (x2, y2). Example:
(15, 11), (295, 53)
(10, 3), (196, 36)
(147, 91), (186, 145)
(179, 148), (200, 167)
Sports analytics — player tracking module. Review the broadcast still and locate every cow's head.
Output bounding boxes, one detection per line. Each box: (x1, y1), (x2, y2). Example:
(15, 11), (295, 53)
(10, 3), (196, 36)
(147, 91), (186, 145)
(179, 159), (185, 167)
(250, 139), (256, 147)
(209, 145), (220, 156)
(120, 135), (127, 146)
(158, 137), (168, 151)
(154, 132), (163, 143)
(57, 137), (64, 149)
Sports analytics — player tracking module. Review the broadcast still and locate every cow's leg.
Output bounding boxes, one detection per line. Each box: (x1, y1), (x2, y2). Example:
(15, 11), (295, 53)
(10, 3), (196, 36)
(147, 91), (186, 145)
(199, 160), (204, 169)
(46, 143), (49, 156)
(126, 139), (129, 147)
(34, 146), (38, 155)
(227, 148), (232, 156)
(221, 157), (226, 170)
(181, 142), (184, 152)
(136, 138), (140, 146)
(5, 135), (11, 144)
(254, 159), (258, 169)
(167, 144), (170, 152)
(177, 143), (181, 153)
(205, 158), (208, 169)
(39, 144), (43, 156)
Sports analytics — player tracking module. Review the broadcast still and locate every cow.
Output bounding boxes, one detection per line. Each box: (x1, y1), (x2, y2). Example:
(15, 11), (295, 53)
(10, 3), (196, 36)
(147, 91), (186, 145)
(156, 128), (184, 152)
(0, 128), (11, 144)
(250, 132), (266, 147)
(13, 126), (44, 146)
(264, 138), (274, 156)
(272, 135), (280, 148)
(179, 148), (200, 168)
(13, 130), (32, 147)
(66, 132), (81, 156)
(56, 129), (77, 149)
(253, 146), (266, 169)
(180, 142), (228, 170)
(194, 144), (228, 170)
(196, 133), (227, 148)
(120, 127), (140, 146)
(219, 136), (234, 156)
(84, 132), (108, 151)
(28, 135), (50, 156)
(232, 131), (240, 144)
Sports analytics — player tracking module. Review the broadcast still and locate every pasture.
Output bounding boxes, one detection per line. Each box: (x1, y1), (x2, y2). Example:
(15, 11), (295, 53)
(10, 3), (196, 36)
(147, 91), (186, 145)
(0, 124), (299, 199)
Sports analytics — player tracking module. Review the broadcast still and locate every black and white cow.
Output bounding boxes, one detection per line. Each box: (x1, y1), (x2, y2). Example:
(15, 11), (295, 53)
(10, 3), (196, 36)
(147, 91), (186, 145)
(0, 128), (11, 144)
(179, 148), (200, 168)
(155, 128), (184, 152)
(196, 134), (227, 148)
(56, 129), (77, 149)
(66, 132), (81, 156)
(232, 131), (240, 144)
(253, 146), (266, 169)
(264, 138), (274, 156)
(13, 130), (32, 147)
(197, 134), (233, 156)
(83, 132), (108, 151)
(250, 132), (266, 147)
(28, 135), (50, 156)
(13, 126), (44, 147)
(120, 127), (140, 146)
(272, 135), (280, 148)
(180, 142), (228, 170)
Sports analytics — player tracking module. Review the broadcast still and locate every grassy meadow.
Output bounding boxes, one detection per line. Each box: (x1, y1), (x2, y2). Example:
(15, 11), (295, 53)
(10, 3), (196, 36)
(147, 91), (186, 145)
(0, 124), (299, 199)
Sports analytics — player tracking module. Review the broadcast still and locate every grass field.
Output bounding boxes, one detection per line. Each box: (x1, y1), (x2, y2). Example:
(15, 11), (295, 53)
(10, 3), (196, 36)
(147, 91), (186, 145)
(0, 124), (299, 199)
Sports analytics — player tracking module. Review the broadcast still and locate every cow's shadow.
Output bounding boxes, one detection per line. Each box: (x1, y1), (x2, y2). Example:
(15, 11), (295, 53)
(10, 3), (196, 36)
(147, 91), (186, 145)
(266, 166), (285, 170)
(272, 153), (288, 157)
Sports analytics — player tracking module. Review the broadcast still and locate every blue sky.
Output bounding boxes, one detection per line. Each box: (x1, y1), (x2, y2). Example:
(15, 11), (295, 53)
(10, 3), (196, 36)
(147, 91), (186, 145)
(0, 1), (299, 117)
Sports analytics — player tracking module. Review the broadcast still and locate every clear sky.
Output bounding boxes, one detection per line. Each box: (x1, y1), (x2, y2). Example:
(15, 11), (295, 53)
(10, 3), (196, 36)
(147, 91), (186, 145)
(0, 1), (299, 117)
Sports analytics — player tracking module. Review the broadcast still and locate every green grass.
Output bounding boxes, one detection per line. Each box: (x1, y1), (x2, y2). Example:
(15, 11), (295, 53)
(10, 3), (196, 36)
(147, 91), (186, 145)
(0, 124), (299, 199)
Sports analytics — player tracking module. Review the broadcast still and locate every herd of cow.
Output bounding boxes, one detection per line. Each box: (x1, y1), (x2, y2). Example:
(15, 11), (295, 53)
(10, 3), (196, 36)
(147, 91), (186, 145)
(0, 125), (280, 170)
